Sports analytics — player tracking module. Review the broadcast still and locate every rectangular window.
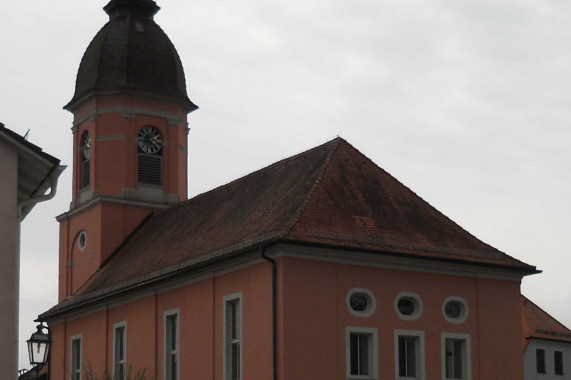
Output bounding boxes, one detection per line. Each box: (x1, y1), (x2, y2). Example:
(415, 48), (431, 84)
(444, 339), (464, 379)
(395, 330), (424, 379)
(346, 326), (378, 379)
(224, 294), (242, 380)
(441, 333), (471, 380)
(113, 323), (127, 380)
(536, 349), (546, 374)
(164, 311), (179, 380)
(554, 350), (564, 375)
(398, 336), (419, 378)
(70, 336), (82, 380)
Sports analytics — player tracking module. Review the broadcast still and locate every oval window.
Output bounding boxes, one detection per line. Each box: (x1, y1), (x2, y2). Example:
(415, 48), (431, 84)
(78, 231), (87, 251)
(394, 292), (423, 321)
(397, 298), (415, 315)
(346, 288), (376, 317)
(442, 297), (468, 324)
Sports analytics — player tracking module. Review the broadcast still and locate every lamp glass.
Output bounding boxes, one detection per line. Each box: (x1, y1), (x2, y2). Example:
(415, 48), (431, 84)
(27, 325), (51, 365)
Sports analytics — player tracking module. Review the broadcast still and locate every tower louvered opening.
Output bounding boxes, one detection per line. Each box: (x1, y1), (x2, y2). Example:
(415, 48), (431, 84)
(138, 154), (162, 184)
(80, 131), (91, 190)
(81, 160), (90, 189)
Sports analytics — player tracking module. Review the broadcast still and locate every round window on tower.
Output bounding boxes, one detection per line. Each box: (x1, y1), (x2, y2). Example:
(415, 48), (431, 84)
(395, 292), (423, 321)
(346, 288), (376, 317)
(77, 231), (87, 251)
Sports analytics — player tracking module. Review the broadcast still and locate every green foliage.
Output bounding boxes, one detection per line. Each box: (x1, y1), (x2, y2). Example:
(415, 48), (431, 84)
(83, 365), (153, 380)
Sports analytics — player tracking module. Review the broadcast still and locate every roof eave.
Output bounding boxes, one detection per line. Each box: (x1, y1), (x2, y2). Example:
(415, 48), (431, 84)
(39, 236), (538, 321)
(63, 89), (198, 114)
(280, 238), (540, 276)
(38, 237), (282, 322)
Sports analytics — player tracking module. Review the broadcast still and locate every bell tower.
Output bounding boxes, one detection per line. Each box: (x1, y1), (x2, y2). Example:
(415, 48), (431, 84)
(57, 0), (197, 301)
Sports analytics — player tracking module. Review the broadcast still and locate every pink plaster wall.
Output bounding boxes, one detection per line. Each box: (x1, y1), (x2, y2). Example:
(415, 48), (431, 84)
(49, 260), (273, 379)
(49, 254), (524, 379)
(279, 256), (524, 379)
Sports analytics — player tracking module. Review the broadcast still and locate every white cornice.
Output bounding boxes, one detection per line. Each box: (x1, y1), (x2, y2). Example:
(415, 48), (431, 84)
(43, 242), (525, 324)
(71, 106), (185, 131)
(272, 243), (525, 281)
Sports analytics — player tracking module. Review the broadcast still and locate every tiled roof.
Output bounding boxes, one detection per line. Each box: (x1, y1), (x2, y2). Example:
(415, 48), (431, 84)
(65, 0), (197, 111)
(41, 138), (536, 318)
(522, 295), (571, 344)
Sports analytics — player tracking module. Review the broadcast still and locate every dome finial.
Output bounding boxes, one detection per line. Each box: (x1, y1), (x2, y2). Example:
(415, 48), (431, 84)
(103, 0), (160, 20)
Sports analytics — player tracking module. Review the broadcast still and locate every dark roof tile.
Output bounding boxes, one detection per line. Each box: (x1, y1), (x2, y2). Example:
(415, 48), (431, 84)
(522, 295), (571, 344)
(65, 0), (196, 111)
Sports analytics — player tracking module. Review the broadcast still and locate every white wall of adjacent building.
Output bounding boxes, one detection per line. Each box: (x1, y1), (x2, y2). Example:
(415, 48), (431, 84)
(524, 339), (571, 380)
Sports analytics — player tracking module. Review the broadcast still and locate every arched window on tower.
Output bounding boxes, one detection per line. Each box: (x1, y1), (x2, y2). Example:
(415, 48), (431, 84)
(137, 126), (163, 185)
(80, 131), (91, 189)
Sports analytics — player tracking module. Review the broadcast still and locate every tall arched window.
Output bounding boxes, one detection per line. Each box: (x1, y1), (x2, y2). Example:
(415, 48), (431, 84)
(137, 126), (163, 185)
(80, 131), (91, 189)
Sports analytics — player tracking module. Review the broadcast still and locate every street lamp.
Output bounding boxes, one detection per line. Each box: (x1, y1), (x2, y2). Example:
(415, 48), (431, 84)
(27, 323), (51, 367)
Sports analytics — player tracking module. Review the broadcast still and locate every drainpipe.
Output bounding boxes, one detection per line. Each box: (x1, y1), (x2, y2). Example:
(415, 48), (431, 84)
(261, 246), (277, 380)
(17, 166), (65, 221)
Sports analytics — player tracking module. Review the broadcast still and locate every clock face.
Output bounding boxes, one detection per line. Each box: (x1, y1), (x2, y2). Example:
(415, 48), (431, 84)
(82, 133), (91, 160)
(137, 126), (162, 154)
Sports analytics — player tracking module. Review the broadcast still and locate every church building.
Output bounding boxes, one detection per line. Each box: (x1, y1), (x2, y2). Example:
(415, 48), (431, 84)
(40, 0), (541, 379)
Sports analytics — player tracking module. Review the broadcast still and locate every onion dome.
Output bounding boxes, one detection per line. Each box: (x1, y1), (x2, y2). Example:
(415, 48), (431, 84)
(65, 0), (197, 112)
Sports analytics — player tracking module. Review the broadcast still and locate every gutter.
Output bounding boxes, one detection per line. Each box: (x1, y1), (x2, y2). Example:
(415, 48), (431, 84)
(18, 165), (66, 221)
(261, 246), (277, 380)
(39, 237), (281, 321)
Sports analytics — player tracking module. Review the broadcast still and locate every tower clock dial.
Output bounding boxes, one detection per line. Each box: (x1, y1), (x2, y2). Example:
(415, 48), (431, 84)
(137, 126), (162, 154)
(82, 133), (91, 160)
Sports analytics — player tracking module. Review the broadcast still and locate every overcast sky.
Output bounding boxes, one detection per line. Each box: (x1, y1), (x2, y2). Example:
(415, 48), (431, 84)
(2, 0), (570, 370)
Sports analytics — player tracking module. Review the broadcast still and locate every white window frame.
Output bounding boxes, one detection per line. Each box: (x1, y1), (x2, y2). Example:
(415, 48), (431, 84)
(70, 334), (82, 380)
(164, 309), (180, 380)
(441, 333), (471, 380)
(223, 292), (243, 380)
(345, 326), (378, 380)
(442, 297), (469, 324)
(113, 321), (128, 380)
(394, 329), (425, 380)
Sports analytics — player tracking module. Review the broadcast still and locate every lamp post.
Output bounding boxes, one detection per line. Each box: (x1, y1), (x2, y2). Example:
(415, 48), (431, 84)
(26, 323), (51, 379)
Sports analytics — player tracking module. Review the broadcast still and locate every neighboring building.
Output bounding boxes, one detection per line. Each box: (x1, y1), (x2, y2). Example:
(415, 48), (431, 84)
(0, 124), (64, 379)
(38, 0), (545, 379)
(522, 295), (571, 380)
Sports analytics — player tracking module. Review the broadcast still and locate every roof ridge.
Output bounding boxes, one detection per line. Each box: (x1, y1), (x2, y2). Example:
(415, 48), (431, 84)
(348, 142), (533, 268)
(172, 138), (342, 211)
(123, 13), (132, 88)
(72, 210), (154, 297)
(280, 137), (343, 237)
(97, 22), (114, 92)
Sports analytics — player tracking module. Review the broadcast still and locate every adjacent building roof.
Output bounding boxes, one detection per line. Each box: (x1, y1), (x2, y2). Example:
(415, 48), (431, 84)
(64, 0), (197, 112)
(0, 123), (64, 220)
(41, 138), (536, 319)
(522, 295), (571, 345)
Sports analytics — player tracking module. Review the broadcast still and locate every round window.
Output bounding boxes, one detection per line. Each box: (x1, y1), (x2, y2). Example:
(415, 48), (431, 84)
(397, 298), (415, 315)
(394, 292), (423, 321)
(442, 297), (468, 324)
(78, 231), (87, 251)
(346, 288), (376, 317)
